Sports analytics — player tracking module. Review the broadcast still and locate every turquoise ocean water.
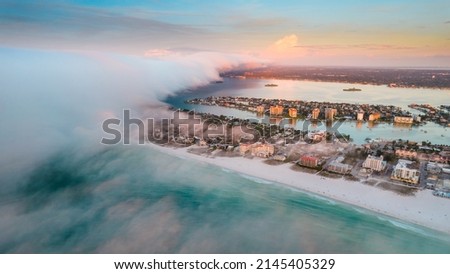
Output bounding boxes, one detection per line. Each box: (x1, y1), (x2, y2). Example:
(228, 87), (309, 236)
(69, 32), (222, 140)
(1, 145), (449, 253)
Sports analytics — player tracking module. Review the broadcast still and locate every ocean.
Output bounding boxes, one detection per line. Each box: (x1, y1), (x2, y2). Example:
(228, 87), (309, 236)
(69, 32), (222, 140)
(1, 144), (450, 253)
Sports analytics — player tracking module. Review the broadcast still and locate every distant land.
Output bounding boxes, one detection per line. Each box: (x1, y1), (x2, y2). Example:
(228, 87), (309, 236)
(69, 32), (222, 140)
(222, 66), (450, 89)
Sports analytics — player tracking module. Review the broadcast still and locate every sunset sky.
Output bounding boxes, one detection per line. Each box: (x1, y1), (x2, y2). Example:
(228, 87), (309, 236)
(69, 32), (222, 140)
(1, 0), (449, 67)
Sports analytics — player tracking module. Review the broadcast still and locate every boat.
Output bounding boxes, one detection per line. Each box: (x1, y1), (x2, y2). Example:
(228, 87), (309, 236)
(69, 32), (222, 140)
(343, 87), (362, 92)
(265, 84), (278, 87)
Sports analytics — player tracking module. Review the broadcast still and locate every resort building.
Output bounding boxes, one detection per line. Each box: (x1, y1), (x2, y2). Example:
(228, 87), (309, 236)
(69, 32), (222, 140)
(251, 143), (275, 158)
(394, 116), (414, 124)
(325, 108), (337, 121)
(299, 155), (319, 168)
(362, 155), (386, 171)
(391, 160), (420, 184)
(357, 111), (364, 121)
(307, 131), (325, 143)
(311, 108), (320, 120)
(239, 143), (252, 155)
(288, 108), (298, 118)
(368, 112), (381, 121)
(273, 154), (287, 161)
(256, 105), (265, 113)
(326, 156), (352, 174)
(239, 142), (274, 158)
(395, 149), (417, 160)
(270, 105), (284, 116)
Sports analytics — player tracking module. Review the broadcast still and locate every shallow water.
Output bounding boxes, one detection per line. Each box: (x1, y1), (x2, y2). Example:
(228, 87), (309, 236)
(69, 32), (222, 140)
(1, 145), (449, 253)
(165, 78), (450, 145)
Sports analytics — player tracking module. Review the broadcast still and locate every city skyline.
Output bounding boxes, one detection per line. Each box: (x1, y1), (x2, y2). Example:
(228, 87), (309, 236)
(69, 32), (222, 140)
(1, 0), (449, 67)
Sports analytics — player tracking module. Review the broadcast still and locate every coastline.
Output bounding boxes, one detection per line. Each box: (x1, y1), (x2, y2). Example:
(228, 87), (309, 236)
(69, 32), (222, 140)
(147, 142), (450, 235)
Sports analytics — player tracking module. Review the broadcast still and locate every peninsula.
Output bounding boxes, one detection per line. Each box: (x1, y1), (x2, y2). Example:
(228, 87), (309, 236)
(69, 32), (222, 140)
(144, 103), (450, 234)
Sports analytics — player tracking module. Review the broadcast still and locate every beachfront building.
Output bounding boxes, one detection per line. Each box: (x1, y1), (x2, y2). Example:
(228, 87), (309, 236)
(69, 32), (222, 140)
(308, 131), (326, 143)
(311, 108), (320, 120)
(299, 155), (319, 168)
(288, 108), (298, 118)
(256, 105), (265, 113)
(239, 143), (252, 155)
(362, 155), (386, 171)
(251, 143), (275, 158)
(357, 111), (364, 121)
(273, 154), (287, 161)
(394, 116), (414, 124)
(270, 105), (284, 116)
(326, 156), (352, 174)
(368, 112), (381, 121)
(391, 160), (420, 184)
(395, 149), (417, 160)
(325, 108), (337, 121)
(239, 142), (274, 158)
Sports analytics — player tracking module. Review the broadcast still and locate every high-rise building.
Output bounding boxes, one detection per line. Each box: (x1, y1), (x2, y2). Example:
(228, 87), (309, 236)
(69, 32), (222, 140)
(311, 108), (320, 120)
(357, 111), (364, 121)
(256, 105), (265, 113)
(391, 160), (420, 184)
(269, 105), (284, 116)
(288, 108), (298, 118)
(362, 155), (386, 171)
(368, 112), (381, 121)
(325, 108), (337, 121)
(299, 155), (319, 168)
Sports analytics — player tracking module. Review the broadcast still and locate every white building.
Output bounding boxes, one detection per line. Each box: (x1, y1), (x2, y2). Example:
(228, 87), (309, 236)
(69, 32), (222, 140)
(357, 111), (364, 121)
(327, 157), (352, 174)
(362, 155), (386, 172)
(391, 160), (420, 184)
(394, 116), (413, 124)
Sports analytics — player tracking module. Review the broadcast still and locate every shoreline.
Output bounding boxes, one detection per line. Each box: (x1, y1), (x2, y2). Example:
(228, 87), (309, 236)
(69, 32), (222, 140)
(147, 142), (450, 235)
(225, 75), (450, 91)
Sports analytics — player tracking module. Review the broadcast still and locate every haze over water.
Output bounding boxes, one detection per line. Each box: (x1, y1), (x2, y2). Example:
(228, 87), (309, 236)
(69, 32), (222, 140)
(2, 145), (450, 253)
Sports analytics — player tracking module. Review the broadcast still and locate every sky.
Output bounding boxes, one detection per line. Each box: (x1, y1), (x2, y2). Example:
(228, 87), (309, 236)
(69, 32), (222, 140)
(1, 0), (450, 66)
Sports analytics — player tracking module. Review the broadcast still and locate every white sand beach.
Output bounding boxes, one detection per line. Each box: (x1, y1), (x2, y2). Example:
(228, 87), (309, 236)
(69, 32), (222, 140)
(148, 143), (450, 234)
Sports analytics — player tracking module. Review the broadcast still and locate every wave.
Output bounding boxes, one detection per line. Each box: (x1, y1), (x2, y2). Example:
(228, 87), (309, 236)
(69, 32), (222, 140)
(239, 174), (273, 185)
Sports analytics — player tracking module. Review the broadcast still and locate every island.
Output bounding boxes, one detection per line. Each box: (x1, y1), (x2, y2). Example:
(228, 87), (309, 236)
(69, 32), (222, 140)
(343, 87), (362, 92)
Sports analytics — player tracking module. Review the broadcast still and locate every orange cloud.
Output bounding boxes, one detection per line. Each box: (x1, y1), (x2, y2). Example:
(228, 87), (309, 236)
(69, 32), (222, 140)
(144, 49), (174, 57)
(263, 34), (306, 62)
(273, 34), (299, 50)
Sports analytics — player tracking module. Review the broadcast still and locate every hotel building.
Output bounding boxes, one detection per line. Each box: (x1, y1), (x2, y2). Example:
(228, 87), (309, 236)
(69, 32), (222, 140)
(270, 105), (284, 116)
(394, 116), (414, 124)
(362, 155), (386, 172)
(395, 149), (417, 160)
(357, 111), (364, 121)
(299, 155), (319, 168)
(288, 108), (298, 118)
(325, 108), (337, 121)
(391, 160), (420, 184)
(311, 108), (320, 120)
(256, 105), (265, 113)
(368, 112), (381, 121)
(327, 156), (352, 174)
(239, 142), (274, 158)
